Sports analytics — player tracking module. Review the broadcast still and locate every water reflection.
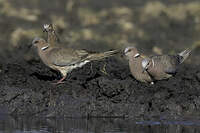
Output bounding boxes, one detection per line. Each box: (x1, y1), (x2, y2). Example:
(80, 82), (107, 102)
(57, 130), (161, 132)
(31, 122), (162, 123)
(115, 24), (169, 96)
(0, 116), (200, 133)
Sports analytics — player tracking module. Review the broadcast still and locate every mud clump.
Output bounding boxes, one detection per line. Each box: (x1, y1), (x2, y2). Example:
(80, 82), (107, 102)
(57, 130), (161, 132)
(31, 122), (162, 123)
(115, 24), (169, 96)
(0, 49), (200, 120)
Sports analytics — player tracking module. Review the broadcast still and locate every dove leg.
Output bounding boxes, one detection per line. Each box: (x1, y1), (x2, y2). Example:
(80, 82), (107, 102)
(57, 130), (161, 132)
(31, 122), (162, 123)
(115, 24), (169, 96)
(52, 75), (67, 84)
(57, 75), (67, 84)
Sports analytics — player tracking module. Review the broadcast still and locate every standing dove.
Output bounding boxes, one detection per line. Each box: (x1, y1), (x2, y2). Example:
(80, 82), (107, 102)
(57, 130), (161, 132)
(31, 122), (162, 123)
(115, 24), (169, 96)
(32, 37), (119, 84)
(124, 46), (154, 84)
(43, 24), (60, 46)
(142, 49), (191, 80)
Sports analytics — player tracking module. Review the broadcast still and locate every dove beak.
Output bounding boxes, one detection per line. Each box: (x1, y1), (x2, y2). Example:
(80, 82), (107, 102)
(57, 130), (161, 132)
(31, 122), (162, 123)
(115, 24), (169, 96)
(43, 28), (47, 32)
(28, 42), (33, 49)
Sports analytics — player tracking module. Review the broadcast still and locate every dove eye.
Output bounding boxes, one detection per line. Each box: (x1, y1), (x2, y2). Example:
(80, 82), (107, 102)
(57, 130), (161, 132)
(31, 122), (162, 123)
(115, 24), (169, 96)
(34, 41), (39, 44)
(124, 48), (131, 54)
(127, 49), (131, 52)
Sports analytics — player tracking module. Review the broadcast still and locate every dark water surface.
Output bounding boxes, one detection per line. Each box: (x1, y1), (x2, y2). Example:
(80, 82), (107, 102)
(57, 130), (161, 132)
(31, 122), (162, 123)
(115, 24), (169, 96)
(1, 116), (200, 133)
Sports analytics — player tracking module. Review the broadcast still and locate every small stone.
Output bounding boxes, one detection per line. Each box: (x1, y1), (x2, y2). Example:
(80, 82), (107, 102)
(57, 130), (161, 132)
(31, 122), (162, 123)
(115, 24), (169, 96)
(196, 72), (200, 81)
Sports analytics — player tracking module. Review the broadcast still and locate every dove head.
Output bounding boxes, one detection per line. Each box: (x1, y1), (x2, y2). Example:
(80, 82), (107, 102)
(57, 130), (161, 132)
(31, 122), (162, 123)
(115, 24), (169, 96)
(32, 37), (49, 51)
(142, 58), (151, 70)
(43, 24), (54, 32)
(124, 46), (140, 59)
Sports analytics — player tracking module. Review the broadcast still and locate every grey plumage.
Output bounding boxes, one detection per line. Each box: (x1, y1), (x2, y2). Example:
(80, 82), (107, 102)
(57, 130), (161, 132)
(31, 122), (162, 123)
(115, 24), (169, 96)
(46, 47), (119, 67)
(142, 49), (192, 80)
(124, 46), (154, 84)
(32, 37), (119, 84)
(43, 24), (60, 46)
(178, 48), (191, 64)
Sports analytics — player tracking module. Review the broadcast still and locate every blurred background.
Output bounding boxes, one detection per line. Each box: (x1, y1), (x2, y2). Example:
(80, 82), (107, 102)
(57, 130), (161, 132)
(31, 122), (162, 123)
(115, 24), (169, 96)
(0, 0), (200, 64)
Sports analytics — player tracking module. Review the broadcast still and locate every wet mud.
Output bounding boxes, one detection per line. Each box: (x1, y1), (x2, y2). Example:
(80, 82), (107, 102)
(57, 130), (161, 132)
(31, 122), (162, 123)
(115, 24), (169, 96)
(0, 0), (200, 120)
(0, 46), (200, 120)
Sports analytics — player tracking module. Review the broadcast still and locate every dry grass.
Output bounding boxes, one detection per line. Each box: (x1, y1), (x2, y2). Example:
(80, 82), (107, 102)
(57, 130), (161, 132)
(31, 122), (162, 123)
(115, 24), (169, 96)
(0, 0), (40, 21)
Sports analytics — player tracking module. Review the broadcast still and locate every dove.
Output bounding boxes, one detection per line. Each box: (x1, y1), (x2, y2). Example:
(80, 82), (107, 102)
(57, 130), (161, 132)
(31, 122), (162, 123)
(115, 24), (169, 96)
(124, 46), (154, 84)
(142, 49), (191, 80)
(43, 24), (60, 46)
(32, 37), (119, 84)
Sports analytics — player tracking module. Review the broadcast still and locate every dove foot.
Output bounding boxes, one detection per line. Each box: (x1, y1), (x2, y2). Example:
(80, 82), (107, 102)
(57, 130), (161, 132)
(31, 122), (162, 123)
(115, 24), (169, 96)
(52, 81), (65, 85)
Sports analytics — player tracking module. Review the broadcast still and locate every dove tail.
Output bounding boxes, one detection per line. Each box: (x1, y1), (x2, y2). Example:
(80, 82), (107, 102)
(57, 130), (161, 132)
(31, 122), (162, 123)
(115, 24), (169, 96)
(87, 50), (119, 61)
(178, 48), (192, 64)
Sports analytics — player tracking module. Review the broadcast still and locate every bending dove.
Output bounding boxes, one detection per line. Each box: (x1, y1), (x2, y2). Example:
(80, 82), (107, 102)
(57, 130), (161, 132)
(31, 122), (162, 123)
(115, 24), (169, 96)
(124, 46), (154, 84)
(142, 49), (191, 80)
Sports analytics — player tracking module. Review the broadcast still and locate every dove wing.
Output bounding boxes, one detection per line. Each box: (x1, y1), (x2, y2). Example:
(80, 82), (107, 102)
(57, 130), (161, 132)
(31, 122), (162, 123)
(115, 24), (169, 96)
(152, 55), (178, 74)
(47, 47), (89, 66)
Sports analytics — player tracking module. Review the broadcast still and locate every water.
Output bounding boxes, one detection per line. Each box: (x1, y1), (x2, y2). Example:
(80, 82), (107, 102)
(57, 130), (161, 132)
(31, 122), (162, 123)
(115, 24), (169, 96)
(1, 116), (200, 133)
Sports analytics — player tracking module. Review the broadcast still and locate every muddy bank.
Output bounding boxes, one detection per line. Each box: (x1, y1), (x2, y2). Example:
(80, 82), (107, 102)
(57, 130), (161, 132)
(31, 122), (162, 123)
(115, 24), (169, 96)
(0, 48), (200, 119)
(0, 0), (200, 120)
